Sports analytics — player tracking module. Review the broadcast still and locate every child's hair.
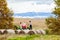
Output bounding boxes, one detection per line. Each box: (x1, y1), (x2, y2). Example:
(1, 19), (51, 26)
(20, 22), (22, 24)
(29, 21), (31, 22)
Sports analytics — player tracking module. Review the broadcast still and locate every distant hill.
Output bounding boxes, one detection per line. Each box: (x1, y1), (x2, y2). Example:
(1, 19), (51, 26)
(14, 12), (55, 18)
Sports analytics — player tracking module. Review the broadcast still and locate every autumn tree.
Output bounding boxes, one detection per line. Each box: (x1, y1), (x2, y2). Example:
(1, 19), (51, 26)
(0, 0), (14, 29)
(46, 0), (60, 34)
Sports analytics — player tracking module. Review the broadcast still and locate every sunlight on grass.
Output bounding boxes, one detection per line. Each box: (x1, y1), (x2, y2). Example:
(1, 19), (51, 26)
(7, 35), (60, 40)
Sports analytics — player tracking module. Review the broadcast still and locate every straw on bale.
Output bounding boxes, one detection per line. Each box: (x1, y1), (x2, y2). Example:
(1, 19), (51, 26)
(3, 30), (8, 34)
(19, 30), (25, 34)
(15, 30), (18, 34)
(15, 30), (21, 34)
(28, 30), (35, 35)
(7, 29), (15, 34)
(39, 29), (46, 35)
(0, 31), (2, 34)
(23, 30), (30, 34)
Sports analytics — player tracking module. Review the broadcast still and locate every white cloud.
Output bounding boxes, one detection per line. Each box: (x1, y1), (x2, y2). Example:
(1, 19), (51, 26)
(7, 1), (55, 13)
(7, 0), (53, 3)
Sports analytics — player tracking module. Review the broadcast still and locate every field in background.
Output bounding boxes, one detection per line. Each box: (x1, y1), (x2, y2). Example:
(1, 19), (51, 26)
(13, 18), (47, 30)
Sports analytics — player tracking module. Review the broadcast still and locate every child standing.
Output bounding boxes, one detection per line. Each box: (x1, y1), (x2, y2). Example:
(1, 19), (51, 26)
(29, 21), (32, 30)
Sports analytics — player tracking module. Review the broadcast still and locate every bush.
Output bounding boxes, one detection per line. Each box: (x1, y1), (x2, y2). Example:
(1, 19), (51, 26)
(45, 29), (51, 35)
(46, 17), (60, 35)
(14, 25), (22, 30)
(46, 0), (60, 35)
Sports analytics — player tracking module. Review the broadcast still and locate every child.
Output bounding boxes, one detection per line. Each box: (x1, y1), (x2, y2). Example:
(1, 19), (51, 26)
(22, 22), (27, 30)
(29, 21), (32, 30)
(19, 22), (22, 30)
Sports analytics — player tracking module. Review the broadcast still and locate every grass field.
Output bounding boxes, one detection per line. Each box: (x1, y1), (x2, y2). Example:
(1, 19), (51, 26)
(8, 35), (60, 40)
(14, 18), (47, 30)
(0, 34), (60, 40)
(0, 18), (59, 40)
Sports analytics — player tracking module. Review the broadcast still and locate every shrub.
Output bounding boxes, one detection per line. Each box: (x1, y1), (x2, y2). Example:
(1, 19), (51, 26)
(46, 0), (60, 35)
(45, 29), (51, 35)
(0, 0), (14, 29)
(14, 25), (22, 30)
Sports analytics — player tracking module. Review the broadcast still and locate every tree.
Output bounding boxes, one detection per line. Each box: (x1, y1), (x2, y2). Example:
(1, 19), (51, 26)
(0, 0), (14, 29)
(46, 0), (60, 34)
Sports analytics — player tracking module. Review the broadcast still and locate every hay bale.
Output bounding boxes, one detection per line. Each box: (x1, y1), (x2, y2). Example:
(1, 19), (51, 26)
(0, 29), (5, 33)
(39, 29), (46, 35)
(3, 30), (8, 34)
(7, 29), (15, 34)
(15, 30), (21, 34)
(32, 30), (37, 34)
(36, 30), (46, 35)
(36, 30), (42, 34)
(0, 31), (2, 34)
(23, 29), (30, 34)
(15, 30), (18, 34)
(28, 30), (35, 35)
(19, 30), (25, 34)
(0, 29), (6, 34)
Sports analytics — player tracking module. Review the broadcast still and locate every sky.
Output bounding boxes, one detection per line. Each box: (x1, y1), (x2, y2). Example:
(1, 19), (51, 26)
(7, 0), (56, 13)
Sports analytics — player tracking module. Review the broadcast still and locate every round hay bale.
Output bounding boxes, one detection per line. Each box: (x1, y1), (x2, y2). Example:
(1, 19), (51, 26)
(36, 30), (46, 35)
(28, 31), (35, 35)
(36, 30), (42, 34)
(39, 29), (46, 35)
(3, 30), (8, 34)
(19, 30), (25, 34)
(23, 30), (30, 34)
(0, 31), (2, 34)
(7, 29), (15, 34)
(0, 29), (5, 34)
(15, 30), (21, 34)
(15, 30), (18, 34)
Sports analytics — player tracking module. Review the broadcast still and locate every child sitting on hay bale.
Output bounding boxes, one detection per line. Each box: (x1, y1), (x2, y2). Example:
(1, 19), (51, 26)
(14, 24), (22, 30)
(15, 21), (33, 30)
(20, 22), (27, 30)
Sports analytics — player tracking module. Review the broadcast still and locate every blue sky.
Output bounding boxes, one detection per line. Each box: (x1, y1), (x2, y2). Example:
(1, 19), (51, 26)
(7, 0), (56, 13)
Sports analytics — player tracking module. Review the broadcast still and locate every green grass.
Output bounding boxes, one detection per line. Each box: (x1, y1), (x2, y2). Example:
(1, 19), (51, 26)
(8, 35), (60, 40)
(8, 35), (39, 40)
